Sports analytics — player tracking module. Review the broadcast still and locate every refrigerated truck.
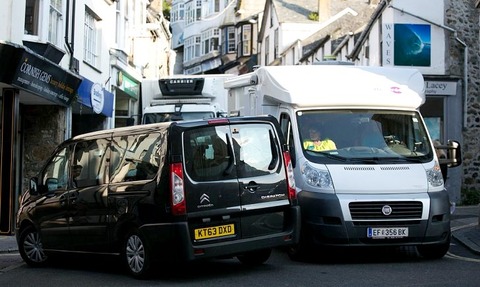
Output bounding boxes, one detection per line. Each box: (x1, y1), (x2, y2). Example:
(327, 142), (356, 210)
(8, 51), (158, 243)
(224, 65), (462, 259)
(141, 74), (233, 124)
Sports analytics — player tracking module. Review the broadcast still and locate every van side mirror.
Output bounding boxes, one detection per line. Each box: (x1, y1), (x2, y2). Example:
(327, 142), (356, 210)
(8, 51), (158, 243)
(436, 140), (462, 168)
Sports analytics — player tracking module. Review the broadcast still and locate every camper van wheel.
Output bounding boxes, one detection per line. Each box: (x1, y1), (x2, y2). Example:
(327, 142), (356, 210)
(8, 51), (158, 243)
(18, 225), (48, 267)
(417, 235), (450, 260)
(122, 228), (152, 279)
(237, 248), (272, 265)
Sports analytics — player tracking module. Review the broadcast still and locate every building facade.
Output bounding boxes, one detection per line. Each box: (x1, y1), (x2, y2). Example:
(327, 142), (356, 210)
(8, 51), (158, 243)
(169, 0), (480, 203)
(0, 0), (171, 235)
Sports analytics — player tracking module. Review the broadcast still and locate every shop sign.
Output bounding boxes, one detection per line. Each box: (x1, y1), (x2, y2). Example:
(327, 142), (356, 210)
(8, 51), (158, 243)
(77, 78), (113, 117)
(425, 81), (457, 96)
(117, 72), (139, 100)
(11, 50), (81, 106)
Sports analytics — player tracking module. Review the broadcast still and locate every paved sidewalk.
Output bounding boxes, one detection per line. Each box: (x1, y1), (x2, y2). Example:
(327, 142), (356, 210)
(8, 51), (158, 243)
(1, 205), (478, 254)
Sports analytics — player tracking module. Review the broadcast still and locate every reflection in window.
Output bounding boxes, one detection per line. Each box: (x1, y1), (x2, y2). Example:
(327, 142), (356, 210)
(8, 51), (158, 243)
(72, 139), (109, 188)
(184, 126), (233, 181)
(43, 147), (69, 191)
(110, 133), (163, 183)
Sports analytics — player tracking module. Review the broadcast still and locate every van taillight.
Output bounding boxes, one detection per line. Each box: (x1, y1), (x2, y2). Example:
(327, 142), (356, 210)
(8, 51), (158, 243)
(170, 163), (186, 215)
(282, 151), (296, 201)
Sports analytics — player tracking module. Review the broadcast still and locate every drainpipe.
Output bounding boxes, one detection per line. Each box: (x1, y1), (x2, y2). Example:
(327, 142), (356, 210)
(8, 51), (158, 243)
(64, 0), (76, 71)
(388, 5), (468, 129)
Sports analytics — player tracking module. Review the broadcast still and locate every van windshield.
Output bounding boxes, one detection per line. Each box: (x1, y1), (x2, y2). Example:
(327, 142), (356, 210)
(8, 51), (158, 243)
(297, 109), (434, 164)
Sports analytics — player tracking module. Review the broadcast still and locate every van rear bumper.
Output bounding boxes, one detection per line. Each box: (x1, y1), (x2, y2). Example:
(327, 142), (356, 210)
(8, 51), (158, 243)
(298, 190), (451, 247)
(140, 205), (301, 262)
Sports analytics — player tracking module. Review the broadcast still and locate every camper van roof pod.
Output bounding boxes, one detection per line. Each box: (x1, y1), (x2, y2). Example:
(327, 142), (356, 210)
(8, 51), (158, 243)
(254, 65), (425, 110)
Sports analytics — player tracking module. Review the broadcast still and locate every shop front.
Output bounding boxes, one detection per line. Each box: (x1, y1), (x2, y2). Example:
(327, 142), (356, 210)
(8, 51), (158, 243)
(0, 41), (81, 234)
(73, 78), (114, 136)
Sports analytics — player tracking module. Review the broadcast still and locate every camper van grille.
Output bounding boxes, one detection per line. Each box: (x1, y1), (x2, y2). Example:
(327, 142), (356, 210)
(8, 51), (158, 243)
(349, 201), (423, 220)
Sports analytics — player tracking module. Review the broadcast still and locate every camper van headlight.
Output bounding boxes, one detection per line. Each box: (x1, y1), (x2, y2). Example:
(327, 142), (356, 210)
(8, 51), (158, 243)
(301, 162), (333, 189)
(426, 163), (443, 187)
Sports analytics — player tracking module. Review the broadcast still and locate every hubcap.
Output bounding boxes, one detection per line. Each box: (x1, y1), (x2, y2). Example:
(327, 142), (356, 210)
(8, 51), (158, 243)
(24, 231), (47, 263)
(126, 234), (145, 273)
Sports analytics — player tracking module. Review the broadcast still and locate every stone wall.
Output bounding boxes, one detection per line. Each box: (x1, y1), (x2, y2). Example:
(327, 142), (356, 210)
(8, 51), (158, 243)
(445, 0), (480, 191)
(21, 105), (67, 192)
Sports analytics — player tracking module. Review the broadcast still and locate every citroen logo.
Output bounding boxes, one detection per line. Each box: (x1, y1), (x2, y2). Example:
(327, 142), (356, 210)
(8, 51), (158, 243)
(382, 205), (392, 216)
(200, 193), (210, 204)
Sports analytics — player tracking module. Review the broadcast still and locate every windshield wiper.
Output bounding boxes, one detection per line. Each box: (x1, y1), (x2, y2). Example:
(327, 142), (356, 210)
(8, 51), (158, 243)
(313, 151), (349, 162)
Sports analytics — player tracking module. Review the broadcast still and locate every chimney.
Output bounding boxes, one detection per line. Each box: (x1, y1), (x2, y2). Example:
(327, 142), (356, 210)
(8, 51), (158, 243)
(318, 0), (331, 22)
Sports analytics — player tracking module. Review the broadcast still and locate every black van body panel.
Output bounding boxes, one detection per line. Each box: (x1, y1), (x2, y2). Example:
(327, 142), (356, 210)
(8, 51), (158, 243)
(140, 205), (300, 262)
(16, 116), (299, 267)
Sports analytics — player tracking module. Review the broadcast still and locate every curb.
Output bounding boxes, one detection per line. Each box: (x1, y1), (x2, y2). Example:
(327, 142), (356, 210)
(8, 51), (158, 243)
(451, 223), (480, 255)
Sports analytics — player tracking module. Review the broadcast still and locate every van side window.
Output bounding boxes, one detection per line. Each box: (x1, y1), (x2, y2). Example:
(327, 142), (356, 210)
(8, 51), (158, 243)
(110, 133), (162, 183)
(42, 147), (70, 192)
(72, 139), (109, 188)
(184, 126), (233, 181)
(231, 123), (280, 178)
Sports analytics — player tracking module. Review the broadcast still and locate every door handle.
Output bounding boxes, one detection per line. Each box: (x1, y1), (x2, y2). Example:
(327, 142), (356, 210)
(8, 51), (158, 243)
(244, 182), (259, 193)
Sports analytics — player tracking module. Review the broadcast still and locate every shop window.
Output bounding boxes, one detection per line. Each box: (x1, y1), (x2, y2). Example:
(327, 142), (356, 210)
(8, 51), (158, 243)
(420, 97), (444, 143)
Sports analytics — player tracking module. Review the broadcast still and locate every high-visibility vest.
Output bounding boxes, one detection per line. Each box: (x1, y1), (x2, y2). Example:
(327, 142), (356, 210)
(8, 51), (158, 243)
(303, 139), (337, 151)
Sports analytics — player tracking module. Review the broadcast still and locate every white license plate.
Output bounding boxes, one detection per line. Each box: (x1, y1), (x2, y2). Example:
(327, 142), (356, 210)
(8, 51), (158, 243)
(367, 227), (408, 239)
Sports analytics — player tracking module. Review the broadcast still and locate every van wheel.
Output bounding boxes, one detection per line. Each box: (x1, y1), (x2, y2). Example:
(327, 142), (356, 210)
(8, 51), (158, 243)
(417, 234), (450, 259)
(237, 248), (272, 265)
(18, 226), (48, 267)
(122, 229), (151, 279)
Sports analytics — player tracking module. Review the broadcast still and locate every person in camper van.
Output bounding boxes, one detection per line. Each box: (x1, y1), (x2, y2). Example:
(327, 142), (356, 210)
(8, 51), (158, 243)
(302, 126), (337, 151)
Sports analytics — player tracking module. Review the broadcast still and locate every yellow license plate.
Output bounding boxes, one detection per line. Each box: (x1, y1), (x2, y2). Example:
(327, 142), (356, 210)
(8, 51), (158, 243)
(194, 224), (235, 240)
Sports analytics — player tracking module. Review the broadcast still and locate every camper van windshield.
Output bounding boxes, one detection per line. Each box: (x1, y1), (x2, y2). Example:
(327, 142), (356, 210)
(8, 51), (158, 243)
(297, 109), (434, 164)
(143, 112), (216, 123)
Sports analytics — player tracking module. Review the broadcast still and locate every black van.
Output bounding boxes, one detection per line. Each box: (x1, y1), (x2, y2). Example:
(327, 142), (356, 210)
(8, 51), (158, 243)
(16, 116), (300, 278)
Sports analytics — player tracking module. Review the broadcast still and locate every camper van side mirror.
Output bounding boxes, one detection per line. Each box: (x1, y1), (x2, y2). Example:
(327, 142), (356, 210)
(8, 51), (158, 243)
(437, 140), (462, 168)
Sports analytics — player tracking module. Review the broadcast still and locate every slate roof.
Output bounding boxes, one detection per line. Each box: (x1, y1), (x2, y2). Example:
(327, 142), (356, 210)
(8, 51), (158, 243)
(272, 0), (320, 23)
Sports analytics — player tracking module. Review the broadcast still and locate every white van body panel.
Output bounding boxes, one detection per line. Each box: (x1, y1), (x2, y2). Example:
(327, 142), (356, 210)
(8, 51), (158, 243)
(326, 164), (429, 194)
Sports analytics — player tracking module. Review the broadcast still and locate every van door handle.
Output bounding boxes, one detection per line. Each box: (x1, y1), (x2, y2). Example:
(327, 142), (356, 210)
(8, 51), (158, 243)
(244, 182), (259, 193)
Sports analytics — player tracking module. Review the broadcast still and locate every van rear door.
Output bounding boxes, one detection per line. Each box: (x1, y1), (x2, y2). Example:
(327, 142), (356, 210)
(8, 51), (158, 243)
(181, 119), (290, 242)
(229, 121), (290, 238)
(183, 124), (241, 242)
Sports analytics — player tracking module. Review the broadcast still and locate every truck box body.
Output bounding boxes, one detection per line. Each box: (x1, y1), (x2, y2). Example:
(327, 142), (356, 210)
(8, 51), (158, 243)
(142, 74), (232, 123)
(224, 65), (461, 259)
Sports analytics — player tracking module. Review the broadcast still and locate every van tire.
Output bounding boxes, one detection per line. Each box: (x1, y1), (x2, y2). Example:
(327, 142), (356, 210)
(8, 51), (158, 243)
(237, 248), (272, 265)
(417, 235), (450, 260)
(122, 229), (152, 279)
(18, 226), (48, 267)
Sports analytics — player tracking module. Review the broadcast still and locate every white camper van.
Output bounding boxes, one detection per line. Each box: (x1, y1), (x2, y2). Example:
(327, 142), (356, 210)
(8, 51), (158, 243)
(224, 65), (462, 260)
(141, 74), (232, 123)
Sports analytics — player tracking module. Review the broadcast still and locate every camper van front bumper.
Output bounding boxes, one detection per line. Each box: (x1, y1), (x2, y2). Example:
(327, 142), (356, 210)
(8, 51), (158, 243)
(298, 190), (451, 247)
